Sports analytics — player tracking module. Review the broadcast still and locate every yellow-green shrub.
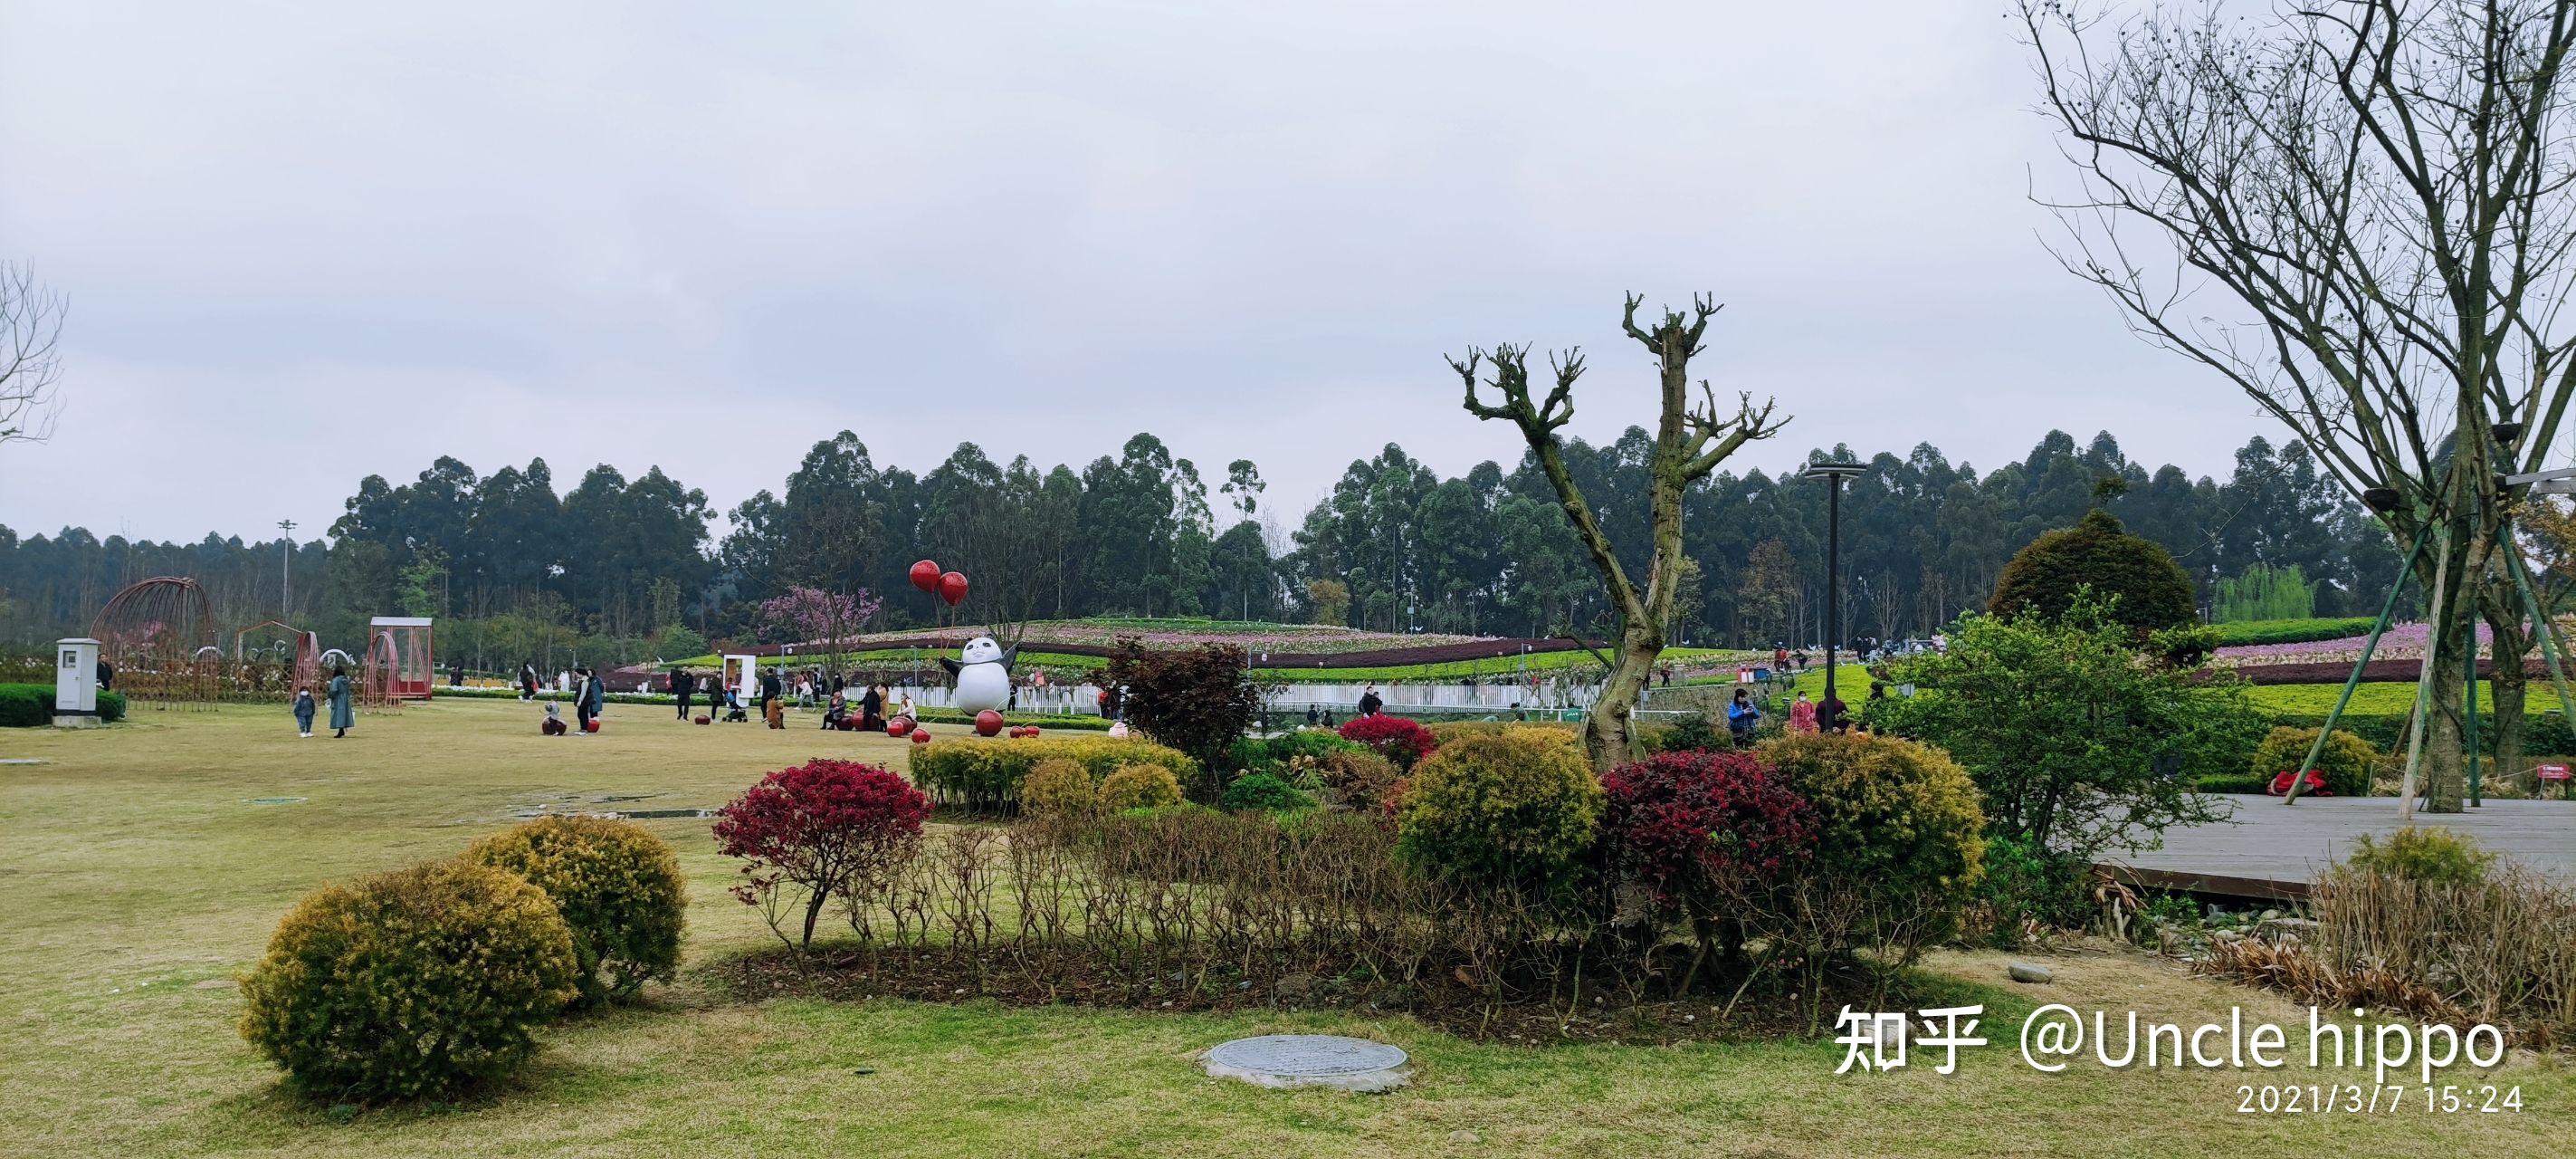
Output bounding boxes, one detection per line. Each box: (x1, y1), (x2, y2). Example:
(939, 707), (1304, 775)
(1019, 757), (1100, 816)
(1424, 720), (1580, 749)
(1309, 747), (1401, 812)
(464, 816), (687, 1007)
(238, 860), (578, 1101)
(1396, 731), (1603, 889)
(2345, 825), (2495, 886)
(1100, 762), (1185, 810)
(910, 735), (1195, 810)
(2249, 726), (2380, 798)
(1759, 732), (1986, 955)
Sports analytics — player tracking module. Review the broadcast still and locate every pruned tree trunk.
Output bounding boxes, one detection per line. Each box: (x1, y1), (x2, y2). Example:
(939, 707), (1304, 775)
(1455, 295), (1787, 771)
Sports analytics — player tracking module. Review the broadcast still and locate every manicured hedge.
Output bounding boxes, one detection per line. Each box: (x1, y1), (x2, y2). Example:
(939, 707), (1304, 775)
(0, 684), (126, 726)
(2215, 617), (2377, 647)
(2265, 710), (2576, 758)
(907, 734), (1196, 810)
(434, 685), (1111, 729)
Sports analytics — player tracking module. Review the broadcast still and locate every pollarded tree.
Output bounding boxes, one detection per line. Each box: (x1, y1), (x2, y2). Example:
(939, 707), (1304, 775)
(2021, 0), (2576, 810)
(1455, 295), (1788, 771)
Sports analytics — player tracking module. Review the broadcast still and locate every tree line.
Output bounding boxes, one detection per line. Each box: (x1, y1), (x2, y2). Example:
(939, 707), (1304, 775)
(0, 426), (2403, 666)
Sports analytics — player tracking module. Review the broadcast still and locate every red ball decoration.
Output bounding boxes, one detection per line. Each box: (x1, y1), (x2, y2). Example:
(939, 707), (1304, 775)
(910, 729), (932, 744)
(1024, 724), (1039, 737)
(693, 714), (711, 725)
(939, 570), (968, 607)
(974, 710), (1004, 736)
(887, 717), (913, 737)
(909, 559), (942, 592)
(585, 718), (601, 733)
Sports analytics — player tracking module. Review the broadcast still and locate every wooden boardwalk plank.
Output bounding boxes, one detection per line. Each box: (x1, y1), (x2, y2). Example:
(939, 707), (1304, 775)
(2104, 795), (2574, 893)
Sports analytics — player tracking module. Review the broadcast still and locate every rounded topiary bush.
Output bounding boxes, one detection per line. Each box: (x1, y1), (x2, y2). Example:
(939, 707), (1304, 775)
(1019, 757), (1099, 816)
(1396, 731), (1603, 889)
(464, 816), (687, 1008)
(2248, 725), (2380, 798)
(1220, 771), (1314, 813)
(1099, 762), (1184, 810)
(1989, 507), (2196, 632)
(238, 860), (578, 1101)
(1758, 732), (1986, 954)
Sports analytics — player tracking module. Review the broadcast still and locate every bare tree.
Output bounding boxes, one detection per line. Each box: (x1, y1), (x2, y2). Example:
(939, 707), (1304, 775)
(2020, 0), (2576, 811)
(1455, 294), (1788, 770)
(0, 263), (66, 446)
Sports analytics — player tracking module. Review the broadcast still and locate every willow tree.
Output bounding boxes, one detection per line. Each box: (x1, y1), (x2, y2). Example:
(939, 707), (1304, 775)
(1454, 295), (1787, 770)
(2021, 0), (2576, 811)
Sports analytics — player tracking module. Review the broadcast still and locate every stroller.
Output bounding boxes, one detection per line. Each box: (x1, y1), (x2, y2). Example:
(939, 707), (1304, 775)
(721, 690), (749, 723)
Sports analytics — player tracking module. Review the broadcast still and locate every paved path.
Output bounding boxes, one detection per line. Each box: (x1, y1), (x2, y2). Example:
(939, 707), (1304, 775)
(2105, 795), (2573, 899)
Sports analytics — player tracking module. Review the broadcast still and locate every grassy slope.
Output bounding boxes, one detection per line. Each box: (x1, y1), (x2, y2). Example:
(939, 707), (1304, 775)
(0, 699), (2565, 1157)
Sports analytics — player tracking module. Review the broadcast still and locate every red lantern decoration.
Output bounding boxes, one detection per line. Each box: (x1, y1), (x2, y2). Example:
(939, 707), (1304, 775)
(910, 728), (932, 744)
(909, 559), (942, 592)
(975, 709), (1004, 736)
(939, 570), (968, 607)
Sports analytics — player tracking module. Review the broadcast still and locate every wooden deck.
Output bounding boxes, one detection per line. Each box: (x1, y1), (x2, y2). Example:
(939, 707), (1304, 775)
(2102, 795), (2574, 900)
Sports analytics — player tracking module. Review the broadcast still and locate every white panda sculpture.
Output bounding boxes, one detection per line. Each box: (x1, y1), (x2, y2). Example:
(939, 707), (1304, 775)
(940, 636), (1016, 715)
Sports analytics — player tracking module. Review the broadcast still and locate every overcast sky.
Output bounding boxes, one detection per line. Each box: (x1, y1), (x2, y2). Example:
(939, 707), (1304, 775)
(0, 1), (2275, 546)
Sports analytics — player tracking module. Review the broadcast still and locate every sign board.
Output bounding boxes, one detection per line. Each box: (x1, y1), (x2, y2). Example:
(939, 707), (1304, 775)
(2539, 763), (2571, 782)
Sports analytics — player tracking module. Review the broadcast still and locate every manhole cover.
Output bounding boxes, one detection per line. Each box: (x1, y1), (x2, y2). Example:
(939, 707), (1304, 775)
(1200, 1034), (1410, 1092)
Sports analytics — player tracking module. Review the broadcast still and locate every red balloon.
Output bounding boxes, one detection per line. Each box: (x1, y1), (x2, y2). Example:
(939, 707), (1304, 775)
(910, 729), (932, 744)
(940, 570), (969, 606)
(975, 710), (1004, 736)
(909, 559), (942, 592)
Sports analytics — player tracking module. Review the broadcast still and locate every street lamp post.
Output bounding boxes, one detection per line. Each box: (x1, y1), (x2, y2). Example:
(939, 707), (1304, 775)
(277, 519), (297, 614)
(1801, 461), (1865, 730)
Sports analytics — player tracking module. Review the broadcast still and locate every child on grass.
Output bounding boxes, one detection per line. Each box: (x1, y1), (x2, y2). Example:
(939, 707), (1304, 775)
(292, 685), (316, 738)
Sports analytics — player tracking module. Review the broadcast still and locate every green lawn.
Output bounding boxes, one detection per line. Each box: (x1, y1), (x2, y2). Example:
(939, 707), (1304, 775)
(1, 699), (2567, 1156)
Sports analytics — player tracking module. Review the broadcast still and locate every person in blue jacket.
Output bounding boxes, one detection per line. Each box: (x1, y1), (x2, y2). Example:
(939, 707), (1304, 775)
(1725, 686), (1762, 748)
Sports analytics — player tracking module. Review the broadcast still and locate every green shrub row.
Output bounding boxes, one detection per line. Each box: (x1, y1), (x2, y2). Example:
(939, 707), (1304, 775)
(0, 684), (127, 726)
(907, 734), (1196, 809)
(2214, 617), (2378, 647)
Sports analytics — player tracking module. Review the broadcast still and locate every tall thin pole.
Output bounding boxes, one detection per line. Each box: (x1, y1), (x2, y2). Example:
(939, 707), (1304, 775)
(277, 519), (297, 615)
(1824, 479), (1843, 728)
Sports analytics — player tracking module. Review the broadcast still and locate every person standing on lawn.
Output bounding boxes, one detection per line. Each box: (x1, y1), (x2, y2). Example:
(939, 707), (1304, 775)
(292, 685), (316, 739)
(573, 666), (597, 733)
(327, 666), (353, 738)
(672, 666), (692, 721)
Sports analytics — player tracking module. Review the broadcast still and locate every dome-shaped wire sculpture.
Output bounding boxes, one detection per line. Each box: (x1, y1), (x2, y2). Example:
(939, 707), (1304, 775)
(233, 619), (322, 695)
(89, 577), (220, 706)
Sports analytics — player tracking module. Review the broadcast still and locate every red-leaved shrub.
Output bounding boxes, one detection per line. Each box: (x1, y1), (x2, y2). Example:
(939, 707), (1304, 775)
(1338, 714), (1436, 769)
(711, 758), (930, 950)
(1601, 750), (1815, 919)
